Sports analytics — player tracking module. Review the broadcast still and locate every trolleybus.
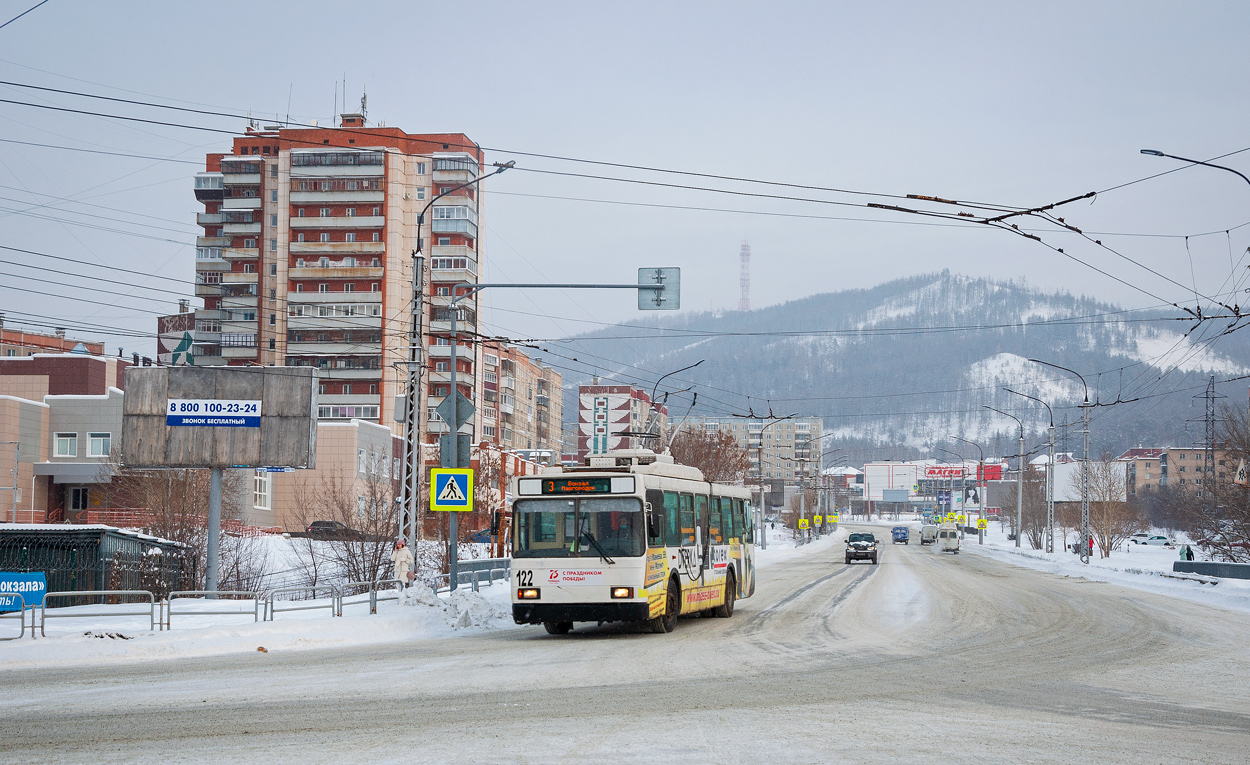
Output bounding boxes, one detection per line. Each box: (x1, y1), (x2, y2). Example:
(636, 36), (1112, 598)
(511, 449), (757, 634)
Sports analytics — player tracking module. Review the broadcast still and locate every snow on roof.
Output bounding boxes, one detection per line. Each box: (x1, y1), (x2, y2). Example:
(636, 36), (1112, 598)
(0, 523), (184, 547)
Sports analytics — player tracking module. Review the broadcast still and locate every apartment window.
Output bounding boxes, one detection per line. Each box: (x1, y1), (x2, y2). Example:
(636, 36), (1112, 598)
(345, 233), (356, 243)
(485, 353), (499, 366)
(253, 470), (271, 510)
(270, 189), (277, 203)
(320, 207), (330, 217)
(371, 282), (379, 292)
(358, 449), (367, 473)
(87, 432), (111, 457)
(297, 208), (304, 217)
(268, 337), (276, 350)
(369, 384), (377, 394)
(437, 286), (450, 296)
(320, 233), (330, 243)
(243, 263), (256, 273)
(372, 232), (380, 242)
(416, 188), (425, 200)
(244, 238), (256, 248)
(297, 233), (305, 242)
(485, 371), (497, 383)
(70, 487), (90, 511)
(319, 257), (330, 267)
(55, 432), (77, 457)
(417, 162), (426, 175)
(270, 214), (277, 227)
(319, 384), (327, 394)
(345, 208), (356, 217)
(269, 162), (276, 174)
(270, 263), (277, 276)
(436, 362), (450, 372)
(296, 283), (304, 292)
(343, 384), (352, 395)
(318, 284), (328, 293)
(269, 313), (276, 325)
(344, 257), (356, 267)
(344, 284), (354, 292)
(438, 237), (451, 246)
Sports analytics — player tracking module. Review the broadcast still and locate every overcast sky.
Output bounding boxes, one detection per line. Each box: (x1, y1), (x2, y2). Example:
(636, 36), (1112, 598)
(2, 0), (1248, 353)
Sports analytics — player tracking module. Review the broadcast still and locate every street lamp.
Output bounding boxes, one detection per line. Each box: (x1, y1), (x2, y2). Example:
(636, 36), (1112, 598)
(952, 436), (985, 545)
(1029, 358), (1092, 563)
(985, 406), (1024, 548)
(748, 415), (796, 549)
(935, 448), (964, 522)
(1005, 388), (1056, 553)
(1140, 149), (1250, 188)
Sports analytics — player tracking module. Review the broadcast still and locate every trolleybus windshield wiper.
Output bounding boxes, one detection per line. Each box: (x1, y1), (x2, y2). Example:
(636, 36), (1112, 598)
(580, 531), (616, 565)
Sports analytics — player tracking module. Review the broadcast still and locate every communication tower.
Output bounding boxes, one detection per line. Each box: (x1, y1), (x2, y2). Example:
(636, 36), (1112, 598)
(739, 240), (751, 311)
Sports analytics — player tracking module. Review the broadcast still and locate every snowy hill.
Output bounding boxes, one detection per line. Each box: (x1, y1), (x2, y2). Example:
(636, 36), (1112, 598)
(554, 272), (1249, 461)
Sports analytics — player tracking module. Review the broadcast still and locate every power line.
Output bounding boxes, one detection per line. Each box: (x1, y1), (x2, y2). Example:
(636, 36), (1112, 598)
(0, 0), (49, 31)
(0, 137), (202, 164)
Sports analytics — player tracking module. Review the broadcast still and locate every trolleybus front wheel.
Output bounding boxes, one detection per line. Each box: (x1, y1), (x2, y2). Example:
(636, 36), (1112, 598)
(650, 577), (679, 633)
(543, 621), (572, 635)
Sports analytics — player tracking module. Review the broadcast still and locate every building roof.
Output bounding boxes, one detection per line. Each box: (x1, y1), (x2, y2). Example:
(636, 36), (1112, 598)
(0, 523), (184, 547)
(1118, 447), (1167, 460)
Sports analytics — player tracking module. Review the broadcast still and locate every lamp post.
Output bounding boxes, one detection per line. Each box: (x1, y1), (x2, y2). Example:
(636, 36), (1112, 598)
(1029, 359), (1091, 564)
(1140, 149), (1250, 188)
(985, 406), (1024, 548)
(935, 448), (964, 522)
(1005, 388), (1055, 553)
(952, 436), (985, 545)
(752, 416), (795, 549)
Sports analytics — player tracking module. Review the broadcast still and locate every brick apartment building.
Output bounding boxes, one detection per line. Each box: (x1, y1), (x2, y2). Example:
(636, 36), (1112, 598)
(189, 111), (490, 448)
(479, 341), (562, 454)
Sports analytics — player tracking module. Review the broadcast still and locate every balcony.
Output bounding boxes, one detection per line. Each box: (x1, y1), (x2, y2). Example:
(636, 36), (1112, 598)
(500, 376), (515, 390)
(194, 282), (221, 297)
(221, 296), (258, 310)
(197, 236), (231, 248)
(316, 393), (380, 406)
(194, 173), (224, 201)
(289, 241), (385, 256)
(222, 247), (260, 260)
(427, 343), (476, 358)
(287, 341), (380, 355)
(221, 272), (259, 285)
(222, 346), (258, 359)
(290, 189), (384, 204)
(193, 330), (221, 343)
(223, 222), (262, 235)
(222, 197), (263, 210)
(431, 219), (477, 239)
(536, 395), (550, 408)
(320, 368), (382, 380)
(287, 315), (382, 331)
(287, 292), (381, 305)
(290, 215), (384, 229)
(197, 212), (225, 226)
(288, 266), (384, 280)
(222, 173), (262, 186)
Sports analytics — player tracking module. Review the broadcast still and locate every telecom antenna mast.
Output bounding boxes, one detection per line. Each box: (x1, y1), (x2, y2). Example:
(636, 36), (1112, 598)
(739, 240), (751, 311)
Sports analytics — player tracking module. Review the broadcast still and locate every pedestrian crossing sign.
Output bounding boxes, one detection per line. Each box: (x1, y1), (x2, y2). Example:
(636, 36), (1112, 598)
(431, 468), (473, 512)
(1235, 459), (1249, 487)
(976, 518), (987, 530)
(798, 518), (810, 529)
(813, 515), (823, 526)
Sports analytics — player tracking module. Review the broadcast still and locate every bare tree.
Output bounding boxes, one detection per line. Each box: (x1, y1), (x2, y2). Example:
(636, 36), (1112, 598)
(1068, 456), (1142, 558)
(669, 429), (751, 483)
(1175, 405), (1250, 562)
(1004, 469), (1048, 550)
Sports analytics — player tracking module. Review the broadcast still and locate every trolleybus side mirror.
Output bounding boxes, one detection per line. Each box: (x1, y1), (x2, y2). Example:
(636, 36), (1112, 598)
(491, 511), (502, 536)
(646, 513), (658, 539)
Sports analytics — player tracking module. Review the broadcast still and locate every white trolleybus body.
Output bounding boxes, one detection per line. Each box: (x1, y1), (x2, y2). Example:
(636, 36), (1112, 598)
(511, 449), (757, 634)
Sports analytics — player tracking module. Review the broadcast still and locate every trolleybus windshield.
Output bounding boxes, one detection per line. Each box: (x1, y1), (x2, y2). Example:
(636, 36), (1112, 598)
(513, 497), (644, 559)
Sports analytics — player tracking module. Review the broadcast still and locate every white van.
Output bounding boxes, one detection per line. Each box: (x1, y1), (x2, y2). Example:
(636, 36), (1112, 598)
(919, 524), (938, 545)
(937, 523), (960, 554)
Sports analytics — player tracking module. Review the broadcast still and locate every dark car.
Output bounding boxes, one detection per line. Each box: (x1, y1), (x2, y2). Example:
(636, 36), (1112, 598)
(305, 520), (366, 540)
(845, 532), (878, 565)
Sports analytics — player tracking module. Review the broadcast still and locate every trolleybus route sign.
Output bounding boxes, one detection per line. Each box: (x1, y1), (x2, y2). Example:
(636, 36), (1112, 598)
(166, 398), (261, 427)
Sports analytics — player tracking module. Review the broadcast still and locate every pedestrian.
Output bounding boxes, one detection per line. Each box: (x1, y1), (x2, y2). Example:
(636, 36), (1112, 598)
(391, 539), (414, 589)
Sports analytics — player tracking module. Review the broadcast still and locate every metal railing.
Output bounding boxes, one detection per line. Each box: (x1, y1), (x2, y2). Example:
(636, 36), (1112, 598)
(165, 591), (261, 629)
(264, 584), (341, 621)
(338, 579), (404, 615)
(40, 590), (156, 636)
(434, 558), (511, 593)
(0, 595), (28, 640)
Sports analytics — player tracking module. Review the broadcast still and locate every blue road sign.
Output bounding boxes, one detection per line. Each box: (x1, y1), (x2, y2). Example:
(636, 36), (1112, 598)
(430, 468), (473, 512)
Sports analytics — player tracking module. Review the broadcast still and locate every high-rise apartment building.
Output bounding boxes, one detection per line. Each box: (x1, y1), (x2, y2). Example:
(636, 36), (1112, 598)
(479, 341), (562, 453)
(189, 113), (488, 443)
(684, 415), (824, 481)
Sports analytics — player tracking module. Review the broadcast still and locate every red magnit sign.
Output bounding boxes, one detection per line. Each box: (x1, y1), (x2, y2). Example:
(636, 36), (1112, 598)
(924, 466), (966, 478)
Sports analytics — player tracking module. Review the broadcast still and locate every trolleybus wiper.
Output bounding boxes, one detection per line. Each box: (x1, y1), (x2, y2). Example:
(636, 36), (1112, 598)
(580, 531), (616, 565)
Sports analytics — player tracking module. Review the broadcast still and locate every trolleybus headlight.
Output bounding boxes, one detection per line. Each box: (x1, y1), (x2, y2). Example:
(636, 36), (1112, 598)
(610, 587), (634, 599)
(517, 588), (540, 600)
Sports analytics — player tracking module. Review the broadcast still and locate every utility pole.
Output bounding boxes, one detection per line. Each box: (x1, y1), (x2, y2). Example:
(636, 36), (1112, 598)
(1005, 388), (1055, 553)
(1030, 359), (1092, 563)
(985, 406), (1023, 547)
(1194, 376), (1224, 515)
(953, 436), (984, 545)
(398, 253), (425, 560)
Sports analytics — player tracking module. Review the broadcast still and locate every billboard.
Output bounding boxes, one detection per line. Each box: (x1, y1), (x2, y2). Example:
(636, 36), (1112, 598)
(122, 366), (318, 469)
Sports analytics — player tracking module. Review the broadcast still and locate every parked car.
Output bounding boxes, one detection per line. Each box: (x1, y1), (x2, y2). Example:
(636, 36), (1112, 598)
(304, 520), (366, 541)
(1141, 535), (1173, 546)
(845, 532), (878, 565)
(467, 528), (494, 543)
(891, 526), (910, 545)
(919, 524), (938, 545)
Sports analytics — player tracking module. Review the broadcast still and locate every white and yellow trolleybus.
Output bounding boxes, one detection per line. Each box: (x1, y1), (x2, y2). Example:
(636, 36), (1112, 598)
(511, 449), (757, 634)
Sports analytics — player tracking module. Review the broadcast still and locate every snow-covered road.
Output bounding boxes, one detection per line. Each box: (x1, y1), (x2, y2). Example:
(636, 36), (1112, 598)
(3, 525), (1249, 763)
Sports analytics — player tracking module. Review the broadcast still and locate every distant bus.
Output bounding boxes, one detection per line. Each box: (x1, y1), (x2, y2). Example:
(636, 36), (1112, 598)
(510, 449), (756, 634)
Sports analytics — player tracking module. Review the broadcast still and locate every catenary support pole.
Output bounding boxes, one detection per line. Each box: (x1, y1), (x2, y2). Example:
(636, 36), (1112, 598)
(1015, 430), (1023, 548)
(449, 301), (460, 591)
(1047, 422), (1055, 553)
(1081, 402), (1091, 563)
(206, 466), (222, 596)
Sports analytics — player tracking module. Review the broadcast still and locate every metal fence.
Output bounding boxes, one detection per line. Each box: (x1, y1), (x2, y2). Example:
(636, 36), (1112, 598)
(264, 584), (341, 621)
(164, 591), (261, 629)
(41, 590), (157, 636)
(338, 578), (404, 615)
(434, 557), (511, 593)
(0, 595), (28, 640)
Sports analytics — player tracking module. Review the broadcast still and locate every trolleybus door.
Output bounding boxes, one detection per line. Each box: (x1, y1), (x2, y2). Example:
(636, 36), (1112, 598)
(740, 498), (756, 597)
